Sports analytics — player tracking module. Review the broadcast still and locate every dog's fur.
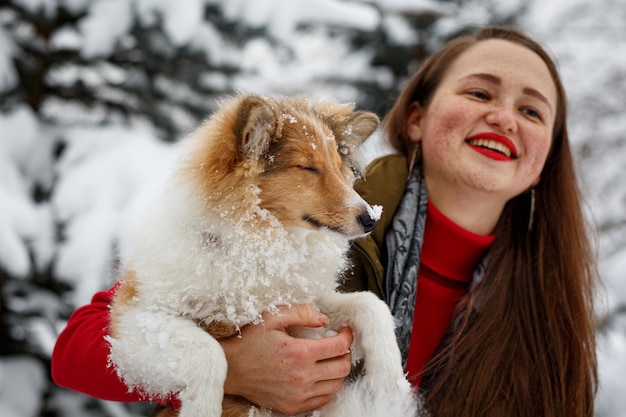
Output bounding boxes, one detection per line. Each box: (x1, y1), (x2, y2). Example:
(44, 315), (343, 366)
(108, 95), (418, 417)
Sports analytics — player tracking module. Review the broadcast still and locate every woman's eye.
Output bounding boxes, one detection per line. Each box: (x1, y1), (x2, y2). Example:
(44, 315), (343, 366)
(468, 90), (490, 100)
(522, 107), (542, 120)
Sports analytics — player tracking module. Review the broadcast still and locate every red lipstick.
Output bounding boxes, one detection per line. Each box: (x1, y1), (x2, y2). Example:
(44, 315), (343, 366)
(466, 132), (518, 161)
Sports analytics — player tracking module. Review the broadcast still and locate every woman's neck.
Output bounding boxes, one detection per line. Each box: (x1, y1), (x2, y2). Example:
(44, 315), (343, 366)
(421, 201), (495, 282)
(424, 180), (505, 236)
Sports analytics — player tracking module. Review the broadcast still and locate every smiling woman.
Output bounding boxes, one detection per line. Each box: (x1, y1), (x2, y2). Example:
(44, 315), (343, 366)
(343, 26), (599, 417)
(404, 38), (557, 235)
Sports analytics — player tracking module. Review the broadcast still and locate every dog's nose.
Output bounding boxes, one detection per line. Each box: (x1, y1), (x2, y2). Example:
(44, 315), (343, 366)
(358, 211), (379, 233)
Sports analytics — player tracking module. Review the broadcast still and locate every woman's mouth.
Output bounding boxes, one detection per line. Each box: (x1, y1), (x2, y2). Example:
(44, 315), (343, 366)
(466, 133), (518, 161)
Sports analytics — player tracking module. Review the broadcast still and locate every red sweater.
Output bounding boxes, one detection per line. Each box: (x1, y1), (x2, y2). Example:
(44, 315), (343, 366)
(51, 282), (165, 403)
(406, 202), (494, 386)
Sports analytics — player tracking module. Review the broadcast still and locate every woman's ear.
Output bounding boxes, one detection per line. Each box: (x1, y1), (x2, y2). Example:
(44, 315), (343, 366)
(406, 102), (423, 143)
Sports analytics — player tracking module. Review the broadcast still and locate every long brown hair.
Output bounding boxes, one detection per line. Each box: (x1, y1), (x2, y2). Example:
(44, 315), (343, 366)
(384, 26), (599, 417)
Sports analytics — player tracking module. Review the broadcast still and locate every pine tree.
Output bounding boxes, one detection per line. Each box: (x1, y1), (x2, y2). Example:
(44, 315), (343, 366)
(0, 1), (246, 141)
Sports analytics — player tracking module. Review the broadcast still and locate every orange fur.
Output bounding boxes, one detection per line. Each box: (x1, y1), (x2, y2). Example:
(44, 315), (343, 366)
(109, 270), (138, 336)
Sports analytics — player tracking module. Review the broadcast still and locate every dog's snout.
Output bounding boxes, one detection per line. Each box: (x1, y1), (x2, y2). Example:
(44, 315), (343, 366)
(358, 211), (379, 233)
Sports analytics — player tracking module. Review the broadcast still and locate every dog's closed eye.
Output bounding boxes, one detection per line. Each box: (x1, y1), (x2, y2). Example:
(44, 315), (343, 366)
(297, 165), (320, 174)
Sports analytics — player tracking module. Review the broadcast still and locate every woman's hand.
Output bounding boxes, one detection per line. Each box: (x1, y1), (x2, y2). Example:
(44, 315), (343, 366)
(220, 304), (353, 415)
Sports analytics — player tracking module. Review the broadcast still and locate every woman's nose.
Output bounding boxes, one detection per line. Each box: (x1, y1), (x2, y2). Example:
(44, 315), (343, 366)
(485, 105), (518, 133)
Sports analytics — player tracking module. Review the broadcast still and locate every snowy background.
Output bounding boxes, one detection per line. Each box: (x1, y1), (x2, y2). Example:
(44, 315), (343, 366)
(1, 0), (625, 416)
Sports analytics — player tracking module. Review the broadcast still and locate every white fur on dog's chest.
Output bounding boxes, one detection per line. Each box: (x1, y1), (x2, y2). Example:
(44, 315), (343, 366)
(134, 214), (350, 327)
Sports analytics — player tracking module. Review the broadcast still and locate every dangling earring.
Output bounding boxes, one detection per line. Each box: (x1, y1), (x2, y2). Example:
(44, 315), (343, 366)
(407, 144), (418, 180)
(528, 188), (536, 232)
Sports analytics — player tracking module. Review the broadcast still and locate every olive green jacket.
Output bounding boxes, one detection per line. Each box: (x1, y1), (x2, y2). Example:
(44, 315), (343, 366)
(340, 154), (409, 300)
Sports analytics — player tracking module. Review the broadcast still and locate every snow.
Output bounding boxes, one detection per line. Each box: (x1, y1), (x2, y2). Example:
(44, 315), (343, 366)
(221, 0), (380, 41)
(0, 106), (54, 277)
(14, 0), (58, 17)
(601, 252), (626, 313)
(78, 0), (133, 58)
(381, 14), (421, 46)
(0, 26), (16, 91)
(368, 204), (384, 222)
(52, 126), (180, 305)
(233, 33), (393, 100)
(1, 0), (625, 416)
(135, 0), (204, 45)
(372, 0), (455, 15)
(0, 356), (47, 417)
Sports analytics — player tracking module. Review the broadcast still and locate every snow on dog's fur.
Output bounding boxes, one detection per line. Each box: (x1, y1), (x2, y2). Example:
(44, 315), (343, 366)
(107, 94), (419, 417)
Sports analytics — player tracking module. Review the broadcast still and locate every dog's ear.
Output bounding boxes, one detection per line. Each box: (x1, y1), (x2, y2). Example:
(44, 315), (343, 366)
(324, 110), (379, 179)
(346, 111), (379, 144)
(234, 96), (277, 160)
(328, 111), (379, 147)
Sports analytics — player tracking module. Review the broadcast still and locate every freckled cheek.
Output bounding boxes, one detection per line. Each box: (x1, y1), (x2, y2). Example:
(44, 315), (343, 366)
(525, 132), (552, 173)
(422, 114), (469, 161)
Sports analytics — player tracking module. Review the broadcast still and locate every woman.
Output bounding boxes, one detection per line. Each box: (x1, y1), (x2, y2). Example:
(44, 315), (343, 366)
(340, 26), (599, 417)
(52, 26), (599, 417)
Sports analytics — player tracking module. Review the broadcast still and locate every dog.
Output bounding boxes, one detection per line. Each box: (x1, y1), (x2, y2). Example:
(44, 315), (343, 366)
(107, 94), (417, 417)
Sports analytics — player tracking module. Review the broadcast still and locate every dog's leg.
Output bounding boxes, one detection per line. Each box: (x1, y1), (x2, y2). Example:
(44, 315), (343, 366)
(316, 292), (420, 417)
(109, 307), (227, 417)
(316, 292), (407, 387)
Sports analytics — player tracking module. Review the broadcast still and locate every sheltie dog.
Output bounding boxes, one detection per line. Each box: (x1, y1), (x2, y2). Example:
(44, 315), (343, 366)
(108, 94), (417, 417)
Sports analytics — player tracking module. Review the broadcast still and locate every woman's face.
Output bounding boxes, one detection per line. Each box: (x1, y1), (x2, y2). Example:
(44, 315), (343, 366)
(407, 39), (557, 215)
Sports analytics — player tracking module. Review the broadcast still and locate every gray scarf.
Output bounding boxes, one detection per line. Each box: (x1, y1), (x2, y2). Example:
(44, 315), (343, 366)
(384, 166), (428, 365)
(384, 166), (489, 367)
